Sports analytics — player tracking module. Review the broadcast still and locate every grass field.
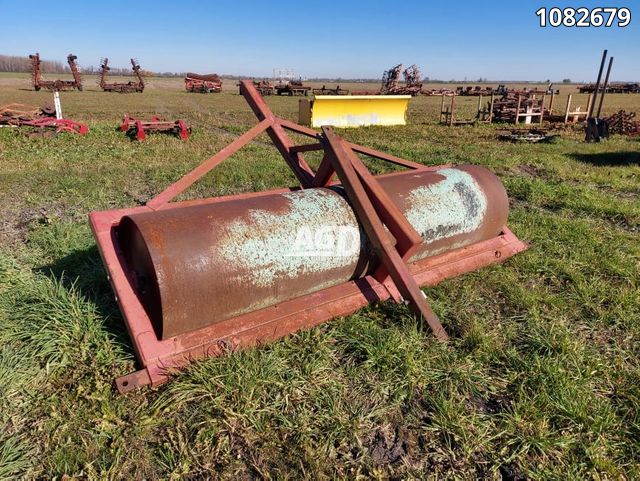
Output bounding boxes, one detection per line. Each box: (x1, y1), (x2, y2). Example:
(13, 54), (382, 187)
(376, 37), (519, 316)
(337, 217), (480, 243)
(1, 74), (639, 479)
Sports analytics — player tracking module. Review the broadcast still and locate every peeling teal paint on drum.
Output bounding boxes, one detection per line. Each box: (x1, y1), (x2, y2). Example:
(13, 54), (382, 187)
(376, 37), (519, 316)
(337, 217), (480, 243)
(217, 188), (365, 289)
(404, 168), (487, 257)
(217, 169), (488, 289)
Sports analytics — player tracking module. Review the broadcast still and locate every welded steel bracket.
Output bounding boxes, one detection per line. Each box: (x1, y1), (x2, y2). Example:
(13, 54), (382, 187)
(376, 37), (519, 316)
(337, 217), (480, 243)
(90, 80), (528, 392)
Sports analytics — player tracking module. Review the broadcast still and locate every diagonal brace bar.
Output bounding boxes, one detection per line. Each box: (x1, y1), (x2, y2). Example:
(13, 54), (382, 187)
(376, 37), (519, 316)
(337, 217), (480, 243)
(321, 126), (448, 341)
(240, 81), (315, 186)
(148, 117), (272, 209)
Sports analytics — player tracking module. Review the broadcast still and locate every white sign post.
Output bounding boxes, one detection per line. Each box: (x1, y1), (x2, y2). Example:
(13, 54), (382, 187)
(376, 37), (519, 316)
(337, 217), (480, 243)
(53, 91), (62, 119)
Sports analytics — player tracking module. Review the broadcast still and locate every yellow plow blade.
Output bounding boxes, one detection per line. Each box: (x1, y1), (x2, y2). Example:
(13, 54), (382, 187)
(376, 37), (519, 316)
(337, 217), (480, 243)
(299, 95), (411, 128)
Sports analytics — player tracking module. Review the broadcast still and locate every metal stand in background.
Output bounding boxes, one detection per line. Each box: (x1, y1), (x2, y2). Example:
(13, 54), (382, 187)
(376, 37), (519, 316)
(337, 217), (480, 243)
(585, 50), (613, 142)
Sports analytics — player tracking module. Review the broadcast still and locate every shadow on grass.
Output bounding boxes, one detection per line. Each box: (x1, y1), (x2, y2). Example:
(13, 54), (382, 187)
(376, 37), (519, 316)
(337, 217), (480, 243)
(36, 245), (134, 352)
(569, 151), (640, 166)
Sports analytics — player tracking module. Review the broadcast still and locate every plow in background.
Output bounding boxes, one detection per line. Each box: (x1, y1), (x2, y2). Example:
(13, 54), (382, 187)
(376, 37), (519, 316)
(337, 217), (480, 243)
(99, 58), (145, 93)
(90, 80), (528, 393)
(29, 53), (83, 92)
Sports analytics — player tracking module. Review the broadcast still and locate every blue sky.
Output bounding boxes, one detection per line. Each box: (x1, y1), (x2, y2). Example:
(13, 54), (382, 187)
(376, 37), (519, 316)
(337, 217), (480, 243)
(1, 0), (638, 81)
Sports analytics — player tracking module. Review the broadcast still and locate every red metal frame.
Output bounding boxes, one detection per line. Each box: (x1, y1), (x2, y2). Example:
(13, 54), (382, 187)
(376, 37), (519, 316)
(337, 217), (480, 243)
(25, 118), (88, 135)
(90, 80), (528, 393)
(185, 75), (222, 93)
(1, 108), (88, 135)
(29, 53), (83, 92)
(120, 114), (190, 141)
(98, 58), (145, 93)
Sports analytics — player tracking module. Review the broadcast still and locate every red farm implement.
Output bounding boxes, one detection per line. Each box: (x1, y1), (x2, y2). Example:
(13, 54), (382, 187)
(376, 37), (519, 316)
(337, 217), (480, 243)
(275, 79), (311, 96)
(312, 85), (350, 95)
(0, 103), (87, 135)
(185, 73), (222, 93)
(606, 110), (640, 136)
(241, 80), (275, 95)
(381, 64), (423, 96)
(120, 114), (190, 141)
(29, 53), (82, 92)
(99, 58), (145, 93)
(90, 80), (527, 393)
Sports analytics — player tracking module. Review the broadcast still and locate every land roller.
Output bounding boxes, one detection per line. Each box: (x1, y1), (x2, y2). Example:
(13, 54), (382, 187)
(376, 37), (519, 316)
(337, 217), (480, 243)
(90, 80), (527, 393)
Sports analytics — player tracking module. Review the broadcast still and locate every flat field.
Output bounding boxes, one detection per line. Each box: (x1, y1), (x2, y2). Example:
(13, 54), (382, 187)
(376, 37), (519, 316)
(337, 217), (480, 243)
(1, 74), (639, 479)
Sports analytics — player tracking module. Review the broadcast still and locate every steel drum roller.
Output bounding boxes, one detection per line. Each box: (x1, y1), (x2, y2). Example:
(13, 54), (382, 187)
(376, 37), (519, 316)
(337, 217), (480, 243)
(119, 165), (508, 339)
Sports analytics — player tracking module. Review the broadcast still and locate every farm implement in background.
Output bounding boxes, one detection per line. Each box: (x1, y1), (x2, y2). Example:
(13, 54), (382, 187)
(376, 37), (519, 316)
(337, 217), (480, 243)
(312, 85), (350, 95)
(120, 114), (190, 141)
(275, 79), (311, 96)
(491, 92), (546, 124)
(0, 103), (54, 123)
(455, 85), (498, 97)
(440, 88), (591, 127)
(578, 82), (640, 94)
(455, 85), (555, 97)
(439, 91), (548, 126)
(99, 58), (145, 93)
(380, 64), (423, 96)
(29, 53), (82, 92)
(0, 102), (87, 135)
(238, 80), (276, 95)
(90, 80), (527, 393)
(251, 80), (276, 95)
(350, 64), (424, 96)
(185, 72), (222, 93)
(606, 110), (640, 136)
(422, 87), (456, 96)
(271, 68), (311, 96)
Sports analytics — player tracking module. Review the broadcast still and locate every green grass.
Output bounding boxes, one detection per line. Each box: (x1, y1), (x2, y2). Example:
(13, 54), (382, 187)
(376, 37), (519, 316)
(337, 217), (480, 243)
(1, 75), (639, 479)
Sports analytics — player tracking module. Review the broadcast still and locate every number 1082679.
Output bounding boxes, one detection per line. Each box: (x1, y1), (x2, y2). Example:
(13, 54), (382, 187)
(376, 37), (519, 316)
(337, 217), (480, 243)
(536, 7), (631, 27)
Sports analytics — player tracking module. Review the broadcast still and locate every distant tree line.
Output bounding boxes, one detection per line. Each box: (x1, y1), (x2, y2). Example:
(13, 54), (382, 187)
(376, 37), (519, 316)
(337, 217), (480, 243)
(0, 55), (587, 82)
(0, 54), (66, 73)
(0, 54), (163, 77)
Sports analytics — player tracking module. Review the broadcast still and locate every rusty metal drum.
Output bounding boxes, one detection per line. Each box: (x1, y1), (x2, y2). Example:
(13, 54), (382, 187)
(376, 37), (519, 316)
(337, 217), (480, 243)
(119, 165), (508, 339)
